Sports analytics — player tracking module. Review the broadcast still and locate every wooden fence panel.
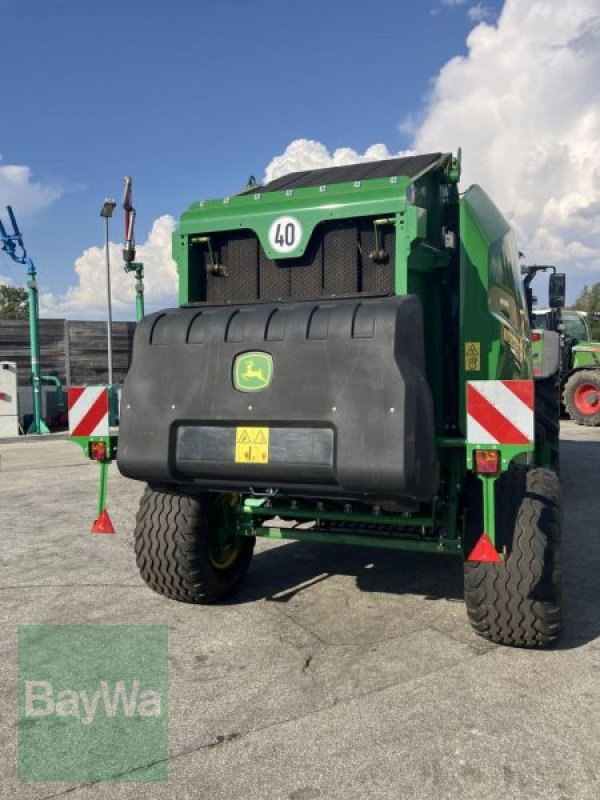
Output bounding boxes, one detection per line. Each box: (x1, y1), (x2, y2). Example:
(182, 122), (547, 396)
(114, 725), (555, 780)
(0, 319), (136, 386)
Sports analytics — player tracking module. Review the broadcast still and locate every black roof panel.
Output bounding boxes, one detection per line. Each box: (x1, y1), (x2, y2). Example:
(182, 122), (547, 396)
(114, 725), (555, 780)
(260, 152), (444, 193)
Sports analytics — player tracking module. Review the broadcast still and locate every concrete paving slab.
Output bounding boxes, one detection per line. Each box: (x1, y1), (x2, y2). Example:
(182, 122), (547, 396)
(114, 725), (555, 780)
(0, 422), (599, 799)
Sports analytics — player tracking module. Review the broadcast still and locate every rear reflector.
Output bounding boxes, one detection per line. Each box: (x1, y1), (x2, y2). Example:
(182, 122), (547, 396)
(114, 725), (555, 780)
(531, 331), (542, 342)
(474, 449), (500, 474)
(468, 533), (502, 563)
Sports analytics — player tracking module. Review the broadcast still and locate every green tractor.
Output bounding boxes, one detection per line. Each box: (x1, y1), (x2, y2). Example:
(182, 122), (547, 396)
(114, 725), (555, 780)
(532, 304), (600, 426)
(118, 152), (563, 648)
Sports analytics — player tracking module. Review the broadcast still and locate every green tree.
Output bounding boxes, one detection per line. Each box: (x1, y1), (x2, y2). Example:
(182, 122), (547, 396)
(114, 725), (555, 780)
(571, 281), (600, 339)
(0, 284), (29, 319)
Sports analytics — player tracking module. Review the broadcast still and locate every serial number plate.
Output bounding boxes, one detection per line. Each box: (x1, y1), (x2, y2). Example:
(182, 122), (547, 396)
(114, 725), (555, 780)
(234, 426), (270, 464)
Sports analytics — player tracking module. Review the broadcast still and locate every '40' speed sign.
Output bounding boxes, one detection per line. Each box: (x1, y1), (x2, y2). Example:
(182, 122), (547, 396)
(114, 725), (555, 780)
(268, 216), (303, 255)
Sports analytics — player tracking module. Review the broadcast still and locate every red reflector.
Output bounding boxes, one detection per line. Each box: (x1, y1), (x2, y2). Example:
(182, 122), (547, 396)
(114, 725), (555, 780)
(474, 449), (500, 474)
(92, 510), (115, 534)
(531, 331), (542, 342)
(468, 533), (502, 562)
(89, 441), (107, 461)
(533, 367), (542, 376)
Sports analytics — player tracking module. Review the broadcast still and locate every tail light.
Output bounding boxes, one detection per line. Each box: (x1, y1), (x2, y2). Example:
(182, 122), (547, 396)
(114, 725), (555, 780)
(474, 449), (500, 474)
(89, 441), (108, 461)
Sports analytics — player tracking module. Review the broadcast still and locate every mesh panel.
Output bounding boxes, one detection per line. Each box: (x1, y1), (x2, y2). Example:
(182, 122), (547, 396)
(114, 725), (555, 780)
(289, 229), (323, 298)
(206, 231), (259, 304)
(359, 220), (395, 294)
(259, 247), (289, 301)
(324, 221), (359, 295)
(195, 218), (395, 304)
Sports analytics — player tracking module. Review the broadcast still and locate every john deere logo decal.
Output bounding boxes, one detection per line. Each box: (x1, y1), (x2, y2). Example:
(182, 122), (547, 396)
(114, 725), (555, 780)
(234, 352), (273, 392)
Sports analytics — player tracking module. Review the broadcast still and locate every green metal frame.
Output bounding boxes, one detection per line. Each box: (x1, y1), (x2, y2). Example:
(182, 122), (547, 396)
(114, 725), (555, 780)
(236, 497), (462, 555)
(72, 433), (118, 520)
(123, 261), (145, 322)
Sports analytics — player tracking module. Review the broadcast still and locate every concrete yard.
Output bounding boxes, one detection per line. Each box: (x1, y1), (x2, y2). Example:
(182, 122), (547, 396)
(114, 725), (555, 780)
(1, 422), (599, 800)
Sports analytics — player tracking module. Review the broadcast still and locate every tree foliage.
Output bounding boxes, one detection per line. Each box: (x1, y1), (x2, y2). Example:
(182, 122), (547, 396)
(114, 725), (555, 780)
(570, 281), (600, 339)
(0, 284), (29, 319)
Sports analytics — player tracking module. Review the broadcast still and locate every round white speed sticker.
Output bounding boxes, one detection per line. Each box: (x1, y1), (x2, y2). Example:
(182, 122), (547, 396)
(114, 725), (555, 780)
(268, 216), (302, 254)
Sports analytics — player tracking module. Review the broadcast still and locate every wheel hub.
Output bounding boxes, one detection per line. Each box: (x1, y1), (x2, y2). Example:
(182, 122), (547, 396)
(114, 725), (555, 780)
(207, 493), (241, 570)
(574, 383), (600, 415)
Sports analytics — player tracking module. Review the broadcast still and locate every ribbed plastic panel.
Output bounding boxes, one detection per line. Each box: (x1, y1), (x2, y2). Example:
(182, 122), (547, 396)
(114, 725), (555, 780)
(252, 153), (443, 193)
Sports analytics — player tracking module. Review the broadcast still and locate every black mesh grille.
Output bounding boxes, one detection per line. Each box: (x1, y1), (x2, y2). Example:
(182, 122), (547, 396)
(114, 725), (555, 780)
(193, 218), (395, 305)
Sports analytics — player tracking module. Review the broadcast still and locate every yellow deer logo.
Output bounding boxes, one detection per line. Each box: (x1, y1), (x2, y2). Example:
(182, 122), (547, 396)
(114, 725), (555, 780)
(234, 352), (273, 392)
(241, 360), (266, 383)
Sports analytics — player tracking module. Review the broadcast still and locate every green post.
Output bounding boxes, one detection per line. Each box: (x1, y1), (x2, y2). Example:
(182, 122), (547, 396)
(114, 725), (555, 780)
(134, 263), (144, 322)
(26, 265), (49, 435)
(97, 460), (109, 517)
(479, 475), (497, 546)
(123, 261), (144, 322)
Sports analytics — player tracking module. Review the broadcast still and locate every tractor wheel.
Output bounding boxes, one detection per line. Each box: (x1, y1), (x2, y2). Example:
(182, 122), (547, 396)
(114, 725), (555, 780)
(534, 375), (560, 472)
(134, 487), (255, 603)
(464, 466), (561, 648)
(563, 370), (600, 426)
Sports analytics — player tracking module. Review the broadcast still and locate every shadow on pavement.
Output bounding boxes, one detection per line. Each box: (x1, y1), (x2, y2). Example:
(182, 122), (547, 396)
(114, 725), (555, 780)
(229, 437), (600, 650)
(556, 438), (600, 650)
(232, 540), (464, 605)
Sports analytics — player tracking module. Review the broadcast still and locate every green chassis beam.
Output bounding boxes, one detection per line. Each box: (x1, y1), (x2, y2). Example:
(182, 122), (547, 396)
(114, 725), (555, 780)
(238, 501), (463, 556)
(247, 505), (437, 528)
(240, 525), (462, 555)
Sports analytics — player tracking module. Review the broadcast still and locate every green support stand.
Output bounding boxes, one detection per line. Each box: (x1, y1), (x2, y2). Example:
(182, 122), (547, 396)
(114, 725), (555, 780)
(26, 271), (49, 434)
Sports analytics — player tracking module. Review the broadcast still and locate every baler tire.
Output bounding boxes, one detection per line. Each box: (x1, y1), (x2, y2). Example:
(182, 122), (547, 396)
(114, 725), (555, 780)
(464, 466), (562, 648)
(563, 370), (600, 427)
(134, 487), (254, 603)
(535, 375), (560, 472)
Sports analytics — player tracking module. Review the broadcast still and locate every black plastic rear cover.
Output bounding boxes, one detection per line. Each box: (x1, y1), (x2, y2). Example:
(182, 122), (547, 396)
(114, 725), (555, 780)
(118, 295), (438, 501)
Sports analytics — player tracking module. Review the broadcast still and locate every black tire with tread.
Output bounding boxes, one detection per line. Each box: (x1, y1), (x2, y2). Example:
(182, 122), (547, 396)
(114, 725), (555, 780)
(134, 486), (254, 603)
(563, 369), (600, 427)
(464, 466), (562, 648)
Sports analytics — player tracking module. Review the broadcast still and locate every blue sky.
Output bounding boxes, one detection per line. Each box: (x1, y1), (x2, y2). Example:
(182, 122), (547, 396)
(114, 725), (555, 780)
(2, 0), (599, 316)
(0, 0), (499, 296)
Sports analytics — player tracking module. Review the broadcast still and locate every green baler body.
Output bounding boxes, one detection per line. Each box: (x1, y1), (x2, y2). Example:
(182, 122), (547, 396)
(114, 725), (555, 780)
(119, 152), (540, 557)
(174, 154), (532, 440)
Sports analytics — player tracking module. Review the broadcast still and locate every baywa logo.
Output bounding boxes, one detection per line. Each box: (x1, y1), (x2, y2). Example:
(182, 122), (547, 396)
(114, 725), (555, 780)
(234, 351), (273, 392)
(25, 679), (162, 725)
(19, 625), (168, 782)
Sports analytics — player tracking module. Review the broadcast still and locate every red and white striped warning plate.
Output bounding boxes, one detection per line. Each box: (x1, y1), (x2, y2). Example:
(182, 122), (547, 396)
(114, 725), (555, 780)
(467, 380), (534, 445)
(68, 386), (110, 437)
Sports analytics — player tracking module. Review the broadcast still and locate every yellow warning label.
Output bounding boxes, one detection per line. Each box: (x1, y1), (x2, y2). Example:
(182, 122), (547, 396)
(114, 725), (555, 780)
(465, 341), (481, 372)
(235, 427), (270, 464)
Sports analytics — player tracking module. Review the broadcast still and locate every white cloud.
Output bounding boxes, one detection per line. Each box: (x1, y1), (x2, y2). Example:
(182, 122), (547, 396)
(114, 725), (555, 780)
(0, 160), (62, 217)
(264, 139), (412, 184)
(263, 0), (600, 286)
(39, 215), (178, 319)
(413, 0), (600, 277)
(467, 3), (491, 21)
(0, 274), (15, 287)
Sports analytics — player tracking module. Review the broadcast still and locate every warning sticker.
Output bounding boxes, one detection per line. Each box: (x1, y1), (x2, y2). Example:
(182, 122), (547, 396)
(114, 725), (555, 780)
(235, 427), (270, 464)
(465, 342), (481, 372)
